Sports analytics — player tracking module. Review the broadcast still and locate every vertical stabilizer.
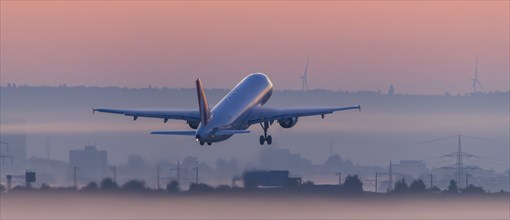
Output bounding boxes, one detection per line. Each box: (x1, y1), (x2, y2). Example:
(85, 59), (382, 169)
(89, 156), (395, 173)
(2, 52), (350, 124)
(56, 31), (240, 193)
(196, 79), (211, 125)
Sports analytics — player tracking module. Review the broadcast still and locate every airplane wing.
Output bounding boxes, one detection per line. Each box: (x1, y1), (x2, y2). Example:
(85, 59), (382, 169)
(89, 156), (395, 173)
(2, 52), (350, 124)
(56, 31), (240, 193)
(248, 105), (360, 124)
(150, 129), (250, 136)
(93, 108), (200, 122)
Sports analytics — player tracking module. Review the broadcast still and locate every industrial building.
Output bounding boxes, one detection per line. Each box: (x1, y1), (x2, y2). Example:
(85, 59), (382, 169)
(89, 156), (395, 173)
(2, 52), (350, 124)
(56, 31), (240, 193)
(243, 170), (301, 188)
(0, 133), (27, 172)
(69, 145), (108, 180)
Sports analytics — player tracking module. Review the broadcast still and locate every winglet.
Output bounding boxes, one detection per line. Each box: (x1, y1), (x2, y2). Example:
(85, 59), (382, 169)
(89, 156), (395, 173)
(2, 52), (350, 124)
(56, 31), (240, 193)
(196, 78), (211, 126)
(357, 105), (361, 112)
(92, 108), (96, 115)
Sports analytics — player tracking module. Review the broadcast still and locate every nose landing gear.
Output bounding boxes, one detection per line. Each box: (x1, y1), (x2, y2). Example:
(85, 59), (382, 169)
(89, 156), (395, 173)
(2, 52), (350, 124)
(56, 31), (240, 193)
(259, 121), (272, 145)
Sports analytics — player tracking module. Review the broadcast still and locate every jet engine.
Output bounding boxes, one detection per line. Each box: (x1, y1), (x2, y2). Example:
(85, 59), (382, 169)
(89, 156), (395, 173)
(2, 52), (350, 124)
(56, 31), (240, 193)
(187, 121), (199, 129)
(278, 117), (298, 128)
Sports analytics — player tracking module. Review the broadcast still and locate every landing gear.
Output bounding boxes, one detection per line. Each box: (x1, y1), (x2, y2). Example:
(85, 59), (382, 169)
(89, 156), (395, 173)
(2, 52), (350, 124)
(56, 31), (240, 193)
(259, 121), (273, 145)
(199, 141), (212, 146)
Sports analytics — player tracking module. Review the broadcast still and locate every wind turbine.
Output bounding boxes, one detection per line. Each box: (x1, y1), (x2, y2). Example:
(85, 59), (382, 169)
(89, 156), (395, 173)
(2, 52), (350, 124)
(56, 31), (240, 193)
(471, 54), (484, 94)
(300, 58), (310, 91)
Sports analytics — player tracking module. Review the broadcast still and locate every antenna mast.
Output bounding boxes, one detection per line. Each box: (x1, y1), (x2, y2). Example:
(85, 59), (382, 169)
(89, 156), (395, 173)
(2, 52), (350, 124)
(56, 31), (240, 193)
(46, 138), (50, 160)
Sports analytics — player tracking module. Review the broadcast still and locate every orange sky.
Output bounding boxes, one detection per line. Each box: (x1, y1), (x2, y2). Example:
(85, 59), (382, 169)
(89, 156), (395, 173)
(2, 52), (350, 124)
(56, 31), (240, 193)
(1, 1), (508, 94)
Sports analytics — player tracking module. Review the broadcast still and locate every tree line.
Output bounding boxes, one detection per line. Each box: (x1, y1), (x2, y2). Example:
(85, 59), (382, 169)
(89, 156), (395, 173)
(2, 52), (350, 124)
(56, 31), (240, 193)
(0, 175), (495, 195)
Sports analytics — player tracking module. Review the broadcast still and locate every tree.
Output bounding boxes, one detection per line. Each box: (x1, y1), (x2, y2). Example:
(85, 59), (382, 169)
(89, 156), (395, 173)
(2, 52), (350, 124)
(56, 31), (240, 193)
(409, 179), (426, 193)
(393, 179), (409, 193)
(447, 180), (458, 193)
(166, 180), (180, 193)
(100, 178), (118, 190)
(302, 180), (315, 187)
(122, 180), (146, 191)
(83, 181), (98, 190)
(430, 186), (441, 192)
(0, 184), (5, 192)
(342, 175), (363, 194)
(188, 183), (213, 192)
(40, 183), (51, 190)
(215, 185), (231, 191)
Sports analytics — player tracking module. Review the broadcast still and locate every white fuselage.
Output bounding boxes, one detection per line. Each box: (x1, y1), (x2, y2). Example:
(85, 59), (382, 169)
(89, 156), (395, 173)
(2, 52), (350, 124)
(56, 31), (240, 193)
(196, 73), (273, 142)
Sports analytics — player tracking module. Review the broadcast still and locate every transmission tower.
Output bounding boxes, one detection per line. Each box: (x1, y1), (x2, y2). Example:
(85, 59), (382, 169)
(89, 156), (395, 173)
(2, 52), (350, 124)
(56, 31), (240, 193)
(416, 134), (485, 188)
(440, 135), (480, 188)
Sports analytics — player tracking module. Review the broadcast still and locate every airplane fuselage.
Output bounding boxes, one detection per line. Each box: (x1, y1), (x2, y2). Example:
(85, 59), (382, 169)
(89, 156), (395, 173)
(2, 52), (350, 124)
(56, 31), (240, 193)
(196, 73), (273, 142)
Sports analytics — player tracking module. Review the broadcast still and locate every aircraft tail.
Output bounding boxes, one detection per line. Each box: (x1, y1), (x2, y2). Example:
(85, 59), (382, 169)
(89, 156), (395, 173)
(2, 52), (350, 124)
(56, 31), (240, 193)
(196, 78), (211, 125)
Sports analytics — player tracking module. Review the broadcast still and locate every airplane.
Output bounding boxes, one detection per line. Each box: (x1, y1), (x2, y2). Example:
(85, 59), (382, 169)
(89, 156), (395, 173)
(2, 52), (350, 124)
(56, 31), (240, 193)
(93, 73), (360, 146)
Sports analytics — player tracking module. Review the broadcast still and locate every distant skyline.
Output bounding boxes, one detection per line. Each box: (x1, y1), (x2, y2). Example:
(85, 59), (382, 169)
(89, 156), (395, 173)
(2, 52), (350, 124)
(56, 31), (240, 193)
(1, 1), (509, 94)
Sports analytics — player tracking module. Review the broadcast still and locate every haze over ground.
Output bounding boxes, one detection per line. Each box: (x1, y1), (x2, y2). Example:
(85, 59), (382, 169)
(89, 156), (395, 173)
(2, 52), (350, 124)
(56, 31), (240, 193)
(1, 87), (508, 175)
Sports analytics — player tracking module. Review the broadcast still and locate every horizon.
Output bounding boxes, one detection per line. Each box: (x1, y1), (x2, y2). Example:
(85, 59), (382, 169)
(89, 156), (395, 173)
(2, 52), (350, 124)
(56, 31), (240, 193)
(2, 83), (510, 96)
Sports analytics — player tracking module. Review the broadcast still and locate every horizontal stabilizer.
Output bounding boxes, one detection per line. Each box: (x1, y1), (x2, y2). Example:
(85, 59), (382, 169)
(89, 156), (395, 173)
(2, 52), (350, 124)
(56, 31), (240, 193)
(214, 130), (250, 135)
(150, 130), (196, 135)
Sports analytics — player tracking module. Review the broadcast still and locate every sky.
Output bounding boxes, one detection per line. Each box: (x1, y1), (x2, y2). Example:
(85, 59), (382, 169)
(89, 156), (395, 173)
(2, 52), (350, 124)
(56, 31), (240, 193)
(1, 1), (509, 94)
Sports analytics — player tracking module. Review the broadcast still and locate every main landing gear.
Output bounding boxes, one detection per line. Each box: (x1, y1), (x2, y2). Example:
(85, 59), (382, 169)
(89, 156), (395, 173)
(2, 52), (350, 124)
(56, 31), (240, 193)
(199, 141), (212, 146)
(259, 121), (272, 145)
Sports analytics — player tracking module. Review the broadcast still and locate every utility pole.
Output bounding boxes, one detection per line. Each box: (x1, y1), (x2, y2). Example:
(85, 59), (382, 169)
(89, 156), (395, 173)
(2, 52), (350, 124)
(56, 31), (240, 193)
(6, 175), (12, 191)
(157, 165), (161, 190)
(465, 173), (470, 188)
(73, 166), (79, 189)
(170, 160), (186, 184)
(111, 166), (117, 183)
(46, 138), (50, 160)
(336, 172), (342, 185)
(329, 140), (333, 157)
(388, 161), (393, 192)
(177, 160), (181, 183)
(429, 174), (433, 189)
(193, 167), (199, 184)
(375, 172), (378, 193)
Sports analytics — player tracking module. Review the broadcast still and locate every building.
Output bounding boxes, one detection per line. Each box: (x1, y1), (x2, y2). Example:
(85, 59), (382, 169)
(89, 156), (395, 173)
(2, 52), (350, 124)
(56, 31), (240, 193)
(27, 157), (69, 186)
(393, 160), (429, 178)
(0, 133), (27, 172)
(258, 148), (313, 173)
(69, 146), (108, 180)
(243, 170), (301, 188)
